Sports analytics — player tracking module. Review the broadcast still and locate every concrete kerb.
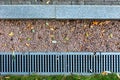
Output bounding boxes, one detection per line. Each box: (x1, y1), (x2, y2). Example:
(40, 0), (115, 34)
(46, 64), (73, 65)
(0, 5), (120, 19)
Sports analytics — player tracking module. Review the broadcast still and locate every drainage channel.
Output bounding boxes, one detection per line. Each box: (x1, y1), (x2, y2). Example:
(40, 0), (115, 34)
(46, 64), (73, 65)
(0, 52), (120, 75)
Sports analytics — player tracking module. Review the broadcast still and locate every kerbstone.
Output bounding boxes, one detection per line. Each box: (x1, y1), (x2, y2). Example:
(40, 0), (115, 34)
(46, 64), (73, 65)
(0, 5), (55, 19)
(56, 5), (120, 19)
(0, 5), (120, 19)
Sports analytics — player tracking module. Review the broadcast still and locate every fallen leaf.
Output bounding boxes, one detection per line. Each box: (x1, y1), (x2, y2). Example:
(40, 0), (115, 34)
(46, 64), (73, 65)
(46, 22), (49, 26)
(83, 24), (87, 28)
(64, 37), (69, 41)
(10, 47), (14, 51)
(18, 31), (22, 34)
(85, 32), (89, 37)
(12, 50), (15, 60)
(109, 33), (113, 38)
(92, 21), (99, 25)
(31, 29), (35, 33)
(116, 73), (120, 79)
(100, 33), (104, 38)
(101, 29), (105, 33)
(18, 37), (24, 42)
(26, 23), (33, 30)
(31, 27), (34, 30)
(50, 34), (54, 38)
(46, 0), (50, 4)
(90, 25), (94, 28)
(2, 44), (7, 47)
(9, 32), (14, 36)
(5, 76), (10, 79)
(50, 27), (54, 31)
(101, 71), (111, 76)
(104, 20), (111, 24)
(99, 22), (104, 26)
(52, 40), (57, 43)
(25, 43), (30, 47)
(70, 27), (75, 32)
(26, 37), (31, 41)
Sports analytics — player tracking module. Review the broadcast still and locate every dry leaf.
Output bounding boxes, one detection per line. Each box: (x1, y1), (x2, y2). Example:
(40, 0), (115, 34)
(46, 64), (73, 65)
(90, 25), (94, 28)
(26, 23), (33, 30)
(18, 31), (22, 34)
(46, 22), (49, 26)
(109, 33), (113, 38)
(31, 29), (35, 33)
(46, 0), (50, 4)
(2, 44), (7, 47)
(92, 21), (99, 25)
(101, 29), (105, 33)
(101, 71), (111, 75)
(12, 50), (15, 55)
(52, 40), (57, 43)
(104, 20), (111, 24)
(9, 32), (14, 36)
(85, 32), (89, 37)
(18, 37), (24, 42)
(27, 37), (31, 41)
(99, 22), (104, 26)
(50, 34), (54, 38)
(10, 47), (14, 51)
(5, 76), (10, 79)
(25, 43), (30, 47)
(64, 37), (69, 41)
(50, 28), (54, 31)
(83, 24), (87, 28)
(116, 73), (120, 79)
(70, 27), (75, 32)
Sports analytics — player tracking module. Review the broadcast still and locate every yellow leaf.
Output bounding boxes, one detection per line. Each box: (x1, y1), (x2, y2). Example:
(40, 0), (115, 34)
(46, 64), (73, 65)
(117, 73), (120, 79)
(27, 37), (31, 41)
(5, 76), (10, 79)
(109, 33), (113, 38)
(9, 32), (14, 36)
(64, 37), (69, 41)
(85, 32), (89, 37)
(46, 22), (49, 26)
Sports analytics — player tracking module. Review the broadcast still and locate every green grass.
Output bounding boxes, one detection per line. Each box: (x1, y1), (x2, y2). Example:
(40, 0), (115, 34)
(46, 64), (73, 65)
(0, 73), (119, 80)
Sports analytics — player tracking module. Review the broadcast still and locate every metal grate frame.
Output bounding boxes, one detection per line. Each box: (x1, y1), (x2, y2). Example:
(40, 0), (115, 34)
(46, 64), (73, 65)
(0, 52), (120, 75)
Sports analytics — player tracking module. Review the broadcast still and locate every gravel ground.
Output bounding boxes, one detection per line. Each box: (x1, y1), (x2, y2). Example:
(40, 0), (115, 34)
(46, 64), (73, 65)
(0, 20), (120, 52)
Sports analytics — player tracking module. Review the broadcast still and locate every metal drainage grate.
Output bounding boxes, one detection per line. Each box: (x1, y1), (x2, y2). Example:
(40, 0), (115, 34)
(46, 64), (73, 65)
(0, 52), (120, 75)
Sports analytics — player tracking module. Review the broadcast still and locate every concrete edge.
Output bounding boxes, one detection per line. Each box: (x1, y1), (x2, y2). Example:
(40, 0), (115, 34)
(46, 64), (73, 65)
(0, 5), (120, 19)
(0, 52), (120, 55)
